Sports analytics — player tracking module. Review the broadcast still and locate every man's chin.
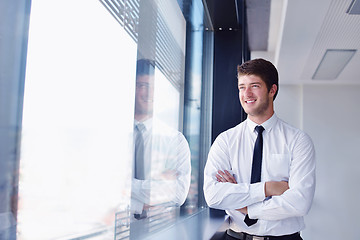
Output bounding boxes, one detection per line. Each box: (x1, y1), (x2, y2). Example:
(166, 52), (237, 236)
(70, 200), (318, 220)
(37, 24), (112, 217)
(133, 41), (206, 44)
(135, 110), (153, 116)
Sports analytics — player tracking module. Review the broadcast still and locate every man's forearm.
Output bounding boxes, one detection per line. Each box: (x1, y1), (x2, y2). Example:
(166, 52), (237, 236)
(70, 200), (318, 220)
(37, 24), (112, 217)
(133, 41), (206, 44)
(216, 170), (288, 214)
(265, 181), (289, 197)
(236, 181), (289, 214)
(217, 170), (289, 198)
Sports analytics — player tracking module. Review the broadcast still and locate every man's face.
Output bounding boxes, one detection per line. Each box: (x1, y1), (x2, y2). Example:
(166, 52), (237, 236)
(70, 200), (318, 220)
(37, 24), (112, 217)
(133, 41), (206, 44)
(238, 74), (276, 121)
(135, 75), (155, 117)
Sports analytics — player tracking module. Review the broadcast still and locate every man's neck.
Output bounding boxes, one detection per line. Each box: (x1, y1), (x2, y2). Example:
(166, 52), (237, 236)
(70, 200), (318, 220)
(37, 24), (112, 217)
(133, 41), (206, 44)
(248, 110), (274, 125)
(134, 114), (152, 122)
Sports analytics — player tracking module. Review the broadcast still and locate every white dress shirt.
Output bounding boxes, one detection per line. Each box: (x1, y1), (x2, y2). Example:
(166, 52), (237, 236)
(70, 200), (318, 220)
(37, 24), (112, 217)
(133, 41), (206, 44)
(204, 114), (316, 236)
(131, 118), (191, 214)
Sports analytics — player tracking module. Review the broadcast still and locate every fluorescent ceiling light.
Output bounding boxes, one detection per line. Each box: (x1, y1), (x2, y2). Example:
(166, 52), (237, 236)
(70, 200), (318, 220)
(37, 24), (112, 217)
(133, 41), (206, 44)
(347, 0), (360, 15)
(312, 49), (356, 80)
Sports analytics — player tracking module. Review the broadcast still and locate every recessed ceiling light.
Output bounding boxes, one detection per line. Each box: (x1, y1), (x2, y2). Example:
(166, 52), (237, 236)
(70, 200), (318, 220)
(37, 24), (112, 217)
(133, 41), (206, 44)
(312, 49), (356, 80)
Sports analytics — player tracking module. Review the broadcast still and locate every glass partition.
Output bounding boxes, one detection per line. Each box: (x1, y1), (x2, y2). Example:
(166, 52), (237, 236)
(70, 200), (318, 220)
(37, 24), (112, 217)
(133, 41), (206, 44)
(18, 0), (137, 239)
(0, 0), (214, 239)
(17, 0), (197, 239)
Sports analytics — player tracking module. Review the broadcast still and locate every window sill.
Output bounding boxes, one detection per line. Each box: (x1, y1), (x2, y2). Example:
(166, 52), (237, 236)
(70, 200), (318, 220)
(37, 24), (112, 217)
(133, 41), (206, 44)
(145, 207), (229, 240)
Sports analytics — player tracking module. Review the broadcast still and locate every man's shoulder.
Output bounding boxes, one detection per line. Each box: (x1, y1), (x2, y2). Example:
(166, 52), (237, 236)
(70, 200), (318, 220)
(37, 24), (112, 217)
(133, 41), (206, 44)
(151, 118), (187, 141)
(216, 120), (247, 140)
(276, 117), (299, 130)
(276, 117), (313, 142)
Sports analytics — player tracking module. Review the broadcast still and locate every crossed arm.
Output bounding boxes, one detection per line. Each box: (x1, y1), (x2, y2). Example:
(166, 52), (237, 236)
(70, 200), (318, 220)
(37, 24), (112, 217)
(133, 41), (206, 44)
(216, 170), (289, 214)
(204, 131), (315, 221)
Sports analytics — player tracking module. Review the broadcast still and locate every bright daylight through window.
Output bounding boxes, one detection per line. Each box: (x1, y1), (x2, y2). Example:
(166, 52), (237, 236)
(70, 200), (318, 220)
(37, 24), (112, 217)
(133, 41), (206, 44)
(19, 0), (137, 238)
(18, 0), (188, 239)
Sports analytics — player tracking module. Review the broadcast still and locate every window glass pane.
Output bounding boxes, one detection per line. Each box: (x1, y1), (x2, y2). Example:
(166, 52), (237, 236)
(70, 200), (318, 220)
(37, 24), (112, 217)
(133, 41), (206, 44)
(127, 0), (190, 237)
(18, 0), (197, 239)
(129, 62), (190, 239)
(153, 68), (180, 130)
(19, 0), (137, 239)
(181, 0), (212, 213)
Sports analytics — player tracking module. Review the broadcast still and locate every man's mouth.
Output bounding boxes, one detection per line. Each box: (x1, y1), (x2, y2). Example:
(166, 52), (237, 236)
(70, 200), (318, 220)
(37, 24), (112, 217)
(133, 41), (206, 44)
(245, 99), (256, 103)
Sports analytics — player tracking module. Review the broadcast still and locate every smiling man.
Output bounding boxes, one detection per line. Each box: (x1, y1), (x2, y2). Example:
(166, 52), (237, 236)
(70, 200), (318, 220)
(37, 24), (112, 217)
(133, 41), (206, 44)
(204, 58), (316, 240)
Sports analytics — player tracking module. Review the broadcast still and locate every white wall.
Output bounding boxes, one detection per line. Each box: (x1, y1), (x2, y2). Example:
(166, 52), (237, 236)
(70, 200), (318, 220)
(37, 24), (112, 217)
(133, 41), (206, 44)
(275, 84), (303, 129)
(277, 84), (360, 240)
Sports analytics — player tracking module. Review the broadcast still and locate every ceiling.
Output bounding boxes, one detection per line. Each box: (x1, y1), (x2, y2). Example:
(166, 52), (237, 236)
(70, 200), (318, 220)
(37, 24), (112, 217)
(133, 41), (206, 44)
(204, 0), (240, 30)
(274, 0), (360, 85)
(205, 0), (360, 85)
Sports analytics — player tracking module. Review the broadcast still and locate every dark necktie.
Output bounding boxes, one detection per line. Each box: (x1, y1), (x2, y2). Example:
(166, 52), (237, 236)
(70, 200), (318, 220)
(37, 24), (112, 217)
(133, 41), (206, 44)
(244, 125), (265, 227)
(134, 123), (145, 180)
(134, 123), (148, 219)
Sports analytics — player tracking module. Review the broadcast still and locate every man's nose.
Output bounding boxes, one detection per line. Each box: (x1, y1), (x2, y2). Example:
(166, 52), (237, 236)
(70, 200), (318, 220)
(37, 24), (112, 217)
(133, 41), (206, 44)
(144, 87), (154, 99)
(244, 87), (253, 96)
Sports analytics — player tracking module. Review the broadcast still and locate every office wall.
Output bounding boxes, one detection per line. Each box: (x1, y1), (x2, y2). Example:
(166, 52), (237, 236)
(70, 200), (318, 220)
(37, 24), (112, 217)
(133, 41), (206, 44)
(275, 84), (303, 129)
(278, 84), (360, 240)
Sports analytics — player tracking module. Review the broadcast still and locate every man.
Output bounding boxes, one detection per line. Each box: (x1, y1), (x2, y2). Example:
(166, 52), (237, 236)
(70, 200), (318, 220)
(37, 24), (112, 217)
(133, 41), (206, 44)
(204, 58), (315, 240)
(131, 58), (191, 221)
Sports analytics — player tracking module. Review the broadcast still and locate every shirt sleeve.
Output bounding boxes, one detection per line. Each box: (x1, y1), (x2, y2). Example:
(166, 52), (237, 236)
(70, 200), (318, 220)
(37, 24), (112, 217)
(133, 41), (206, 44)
(248, 132), (316, 220)
(203, 133), (265, 211)
(130, 178), (148, 213)
(148, 133), (191, 206)
(131, 133), (191, 208)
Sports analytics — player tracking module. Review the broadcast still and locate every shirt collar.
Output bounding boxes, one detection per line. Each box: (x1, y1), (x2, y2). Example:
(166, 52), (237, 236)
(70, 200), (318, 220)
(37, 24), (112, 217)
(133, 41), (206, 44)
(246, 113), (278, 133)
(134, 118), (153, 132)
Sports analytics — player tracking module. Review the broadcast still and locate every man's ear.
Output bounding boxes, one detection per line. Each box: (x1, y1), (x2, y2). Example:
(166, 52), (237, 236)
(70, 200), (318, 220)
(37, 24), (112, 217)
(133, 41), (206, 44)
(269, 84), (277, 98)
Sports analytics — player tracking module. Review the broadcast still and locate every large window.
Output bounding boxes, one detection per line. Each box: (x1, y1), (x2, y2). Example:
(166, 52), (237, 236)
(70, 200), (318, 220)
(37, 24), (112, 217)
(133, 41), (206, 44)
(0, 0), (213, 239)
(16, 0), (210, 239)
(19, 0), (137, 239)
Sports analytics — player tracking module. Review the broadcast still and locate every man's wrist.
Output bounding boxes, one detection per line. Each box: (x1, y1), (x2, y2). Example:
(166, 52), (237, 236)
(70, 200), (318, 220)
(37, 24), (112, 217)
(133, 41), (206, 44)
(250, 182), (266, 201)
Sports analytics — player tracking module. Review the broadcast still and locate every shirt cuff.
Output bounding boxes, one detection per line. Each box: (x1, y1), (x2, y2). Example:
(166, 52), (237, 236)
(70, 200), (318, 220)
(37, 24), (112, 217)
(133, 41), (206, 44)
(249, 182), (266, 203)
(131, 198), (144, 214)
(247, 201), (263, 219)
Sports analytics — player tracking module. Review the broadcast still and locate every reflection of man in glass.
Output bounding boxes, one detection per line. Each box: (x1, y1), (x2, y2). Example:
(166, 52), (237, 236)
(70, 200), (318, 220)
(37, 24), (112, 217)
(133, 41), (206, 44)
(134, 60), (155, 123)
(131, 59), (191, 221)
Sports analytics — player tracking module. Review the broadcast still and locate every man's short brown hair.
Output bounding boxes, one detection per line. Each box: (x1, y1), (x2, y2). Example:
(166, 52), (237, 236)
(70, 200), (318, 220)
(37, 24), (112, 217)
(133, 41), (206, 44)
(237, 58), (279, 100)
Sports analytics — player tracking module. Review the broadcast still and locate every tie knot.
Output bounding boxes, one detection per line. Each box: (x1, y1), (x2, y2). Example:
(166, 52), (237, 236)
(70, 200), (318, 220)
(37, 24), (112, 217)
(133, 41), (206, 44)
(136, 123), (146, 132)
(255, 125), (264, 134)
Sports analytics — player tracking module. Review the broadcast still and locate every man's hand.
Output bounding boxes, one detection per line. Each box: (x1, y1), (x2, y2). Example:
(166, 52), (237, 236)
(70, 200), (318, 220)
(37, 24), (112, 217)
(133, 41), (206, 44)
(265, 181), (289, 197)
(236, 206), (247, 215)
(216, 170), (246, 213)
(216, 170), (237, 183)
(216, 171), (289, 214)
